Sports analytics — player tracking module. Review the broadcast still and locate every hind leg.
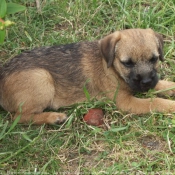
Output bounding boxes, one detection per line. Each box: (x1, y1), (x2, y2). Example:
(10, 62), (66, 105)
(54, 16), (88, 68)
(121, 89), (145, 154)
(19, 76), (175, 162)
(2, 69), (67, 125)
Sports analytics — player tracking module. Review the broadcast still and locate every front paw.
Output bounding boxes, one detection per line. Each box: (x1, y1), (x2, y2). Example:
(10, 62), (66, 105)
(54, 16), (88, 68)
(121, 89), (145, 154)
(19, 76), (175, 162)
(47, 112), (68, 124)
(154, 80), (175, 97)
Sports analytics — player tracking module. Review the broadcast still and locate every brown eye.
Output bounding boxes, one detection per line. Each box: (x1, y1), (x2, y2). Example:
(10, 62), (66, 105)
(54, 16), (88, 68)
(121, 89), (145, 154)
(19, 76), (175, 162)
(150, 56), (158, 64)
(121, 59), (135, 68)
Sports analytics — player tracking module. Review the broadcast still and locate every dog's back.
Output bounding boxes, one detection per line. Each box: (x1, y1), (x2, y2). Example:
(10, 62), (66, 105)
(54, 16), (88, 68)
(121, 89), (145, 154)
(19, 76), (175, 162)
(2, 43), (94, 83)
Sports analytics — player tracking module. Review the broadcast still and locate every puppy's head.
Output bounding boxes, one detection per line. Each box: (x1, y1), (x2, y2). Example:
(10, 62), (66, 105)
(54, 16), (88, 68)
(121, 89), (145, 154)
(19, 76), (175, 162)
(100, 28), (163, 92)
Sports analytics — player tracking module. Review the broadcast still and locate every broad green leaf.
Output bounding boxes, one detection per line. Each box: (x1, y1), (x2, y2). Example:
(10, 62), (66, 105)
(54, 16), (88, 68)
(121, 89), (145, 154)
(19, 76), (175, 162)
(0, 29), (5, 44)
(0, 0), (7, 18)
(7, 3), (26, 15)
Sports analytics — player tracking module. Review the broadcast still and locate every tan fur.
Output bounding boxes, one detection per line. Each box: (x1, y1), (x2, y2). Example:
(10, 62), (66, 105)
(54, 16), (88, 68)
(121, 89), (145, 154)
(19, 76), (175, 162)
(1, 69), (68, 124)
(1, 28), (175, 125)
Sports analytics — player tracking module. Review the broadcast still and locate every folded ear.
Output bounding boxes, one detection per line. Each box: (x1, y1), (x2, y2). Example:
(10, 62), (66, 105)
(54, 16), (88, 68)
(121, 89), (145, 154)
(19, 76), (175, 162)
(155, 32), (164, 61)
(99, 31), (121, 67)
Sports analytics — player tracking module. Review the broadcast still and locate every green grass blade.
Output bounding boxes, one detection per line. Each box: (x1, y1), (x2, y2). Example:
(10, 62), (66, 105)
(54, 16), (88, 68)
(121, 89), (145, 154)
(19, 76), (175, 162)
(22, 133), (32, 142)
(83, 80), (91, 101)
(0, 30), (6, 44)
(0, 115), (20, 140)
(109, 124), (130, 133)
(0, 121), (8, 140)
(7, 115), (21, 133)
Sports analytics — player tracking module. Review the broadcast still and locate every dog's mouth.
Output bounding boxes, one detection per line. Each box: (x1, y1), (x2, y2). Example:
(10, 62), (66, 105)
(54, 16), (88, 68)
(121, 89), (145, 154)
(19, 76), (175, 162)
(139, 84), (155, 92)
(129, 80), (158, 93)
(127, 71), (159, 93)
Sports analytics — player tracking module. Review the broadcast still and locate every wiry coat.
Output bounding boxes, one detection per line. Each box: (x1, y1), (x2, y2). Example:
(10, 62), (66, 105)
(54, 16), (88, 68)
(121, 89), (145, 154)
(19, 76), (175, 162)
(1, 28), (175, 125)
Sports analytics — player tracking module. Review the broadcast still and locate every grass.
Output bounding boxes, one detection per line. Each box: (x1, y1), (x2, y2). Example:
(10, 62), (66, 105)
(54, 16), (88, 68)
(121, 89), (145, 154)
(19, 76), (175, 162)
(1, 0), (175, 174)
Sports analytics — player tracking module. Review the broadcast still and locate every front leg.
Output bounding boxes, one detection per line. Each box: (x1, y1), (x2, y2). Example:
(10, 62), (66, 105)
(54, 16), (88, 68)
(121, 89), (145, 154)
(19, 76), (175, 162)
(116, 91), (175, 114)
(154, 80), (175, 97)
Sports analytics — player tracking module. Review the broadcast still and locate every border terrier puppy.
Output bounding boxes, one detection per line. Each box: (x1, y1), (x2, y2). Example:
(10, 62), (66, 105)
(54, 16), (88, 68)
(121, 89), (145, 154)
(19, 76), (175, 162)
(1, 28), (175, 125)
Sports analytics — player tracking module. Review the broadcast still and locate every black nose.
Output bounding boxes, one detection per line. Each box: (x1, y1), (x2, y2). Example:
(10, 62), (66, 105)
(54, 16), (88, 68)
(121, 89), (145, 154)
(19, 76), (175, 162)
(141, 78), (152, 86)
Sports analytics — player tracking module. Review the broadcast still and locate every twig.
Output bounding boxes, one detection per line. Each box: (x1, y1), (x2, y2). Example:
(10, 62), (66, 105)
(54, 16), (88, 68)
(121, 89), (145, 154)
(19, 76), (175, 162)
(36, 0), (41, 13)
(167, 130), (173, 154)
